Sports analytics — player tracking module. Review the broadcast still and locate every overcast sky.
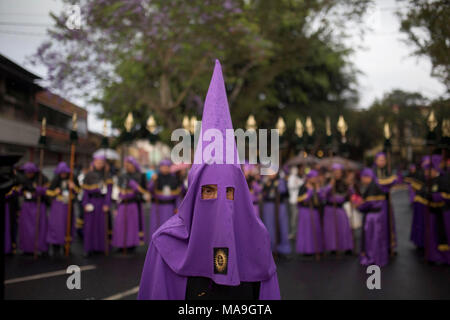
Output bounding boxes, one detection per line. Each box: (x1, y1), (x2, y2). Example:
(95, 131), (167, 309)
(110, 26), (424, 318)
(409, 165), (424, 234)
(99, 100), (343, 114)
(0, 0), (447, 133)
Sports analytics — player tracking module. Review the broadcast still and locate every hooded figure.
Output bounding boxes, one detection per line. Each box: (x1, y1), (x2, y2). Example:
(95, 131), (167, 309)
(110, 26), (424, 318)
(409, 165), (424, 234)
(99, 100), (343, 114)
(147, 159), (183, 242)
(296, 170), (323, 255)
(409, 157), (429, 248)
(355, 168), (389, 267)
(17, 162), (49, 254)
(46, 162), (80, 254)
(138, 60), (280, 300)
(373, 152), (397, 255)
(261, 166), (291, 255)
(320, 163), (354, 252)
(414, 156), (450, 265)
(81, 155), (113, 255)
(112, 156), (147, 250)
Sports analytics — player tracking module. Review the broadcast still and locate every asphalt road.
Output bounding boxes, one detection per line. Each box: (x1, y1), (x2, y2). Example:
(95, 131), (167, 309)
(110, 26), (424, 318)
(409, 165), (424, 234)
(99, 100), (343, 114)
(4, 188), (450, 300)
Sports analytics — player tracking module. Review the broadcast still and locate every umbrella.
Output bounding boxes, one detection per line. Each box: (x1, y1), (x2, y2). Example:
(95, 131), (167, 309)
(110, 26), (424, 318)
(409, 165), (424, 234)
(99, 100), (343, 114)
(93, 148), (120, 161)
(285, 153), (319, 167)
(317, 156), (362, 170)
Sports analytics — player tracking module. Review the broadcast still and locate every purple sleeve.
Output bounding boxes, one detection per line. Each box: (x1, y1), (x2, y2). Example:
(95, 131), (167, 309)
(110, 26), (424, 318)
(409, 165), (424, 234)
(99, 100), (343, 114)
(138, 242), (187, 300)
(358, 200), (383, 213)
(297, 189), (314, 204)
(431, 192), (445, 203)
(147, 179), (155, 193)
(128, 179), (140, 192)
(35, 186), (47, 196)
(319, 185), (332, 201)
(259, 272), (281, 300)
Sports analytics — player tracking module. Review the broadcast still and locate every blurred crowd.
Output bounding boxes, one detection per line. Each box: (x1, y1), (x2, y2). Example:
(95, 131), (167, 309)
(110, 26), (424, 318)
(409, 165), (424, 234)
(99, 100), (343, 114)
(4, 152), (450, 267)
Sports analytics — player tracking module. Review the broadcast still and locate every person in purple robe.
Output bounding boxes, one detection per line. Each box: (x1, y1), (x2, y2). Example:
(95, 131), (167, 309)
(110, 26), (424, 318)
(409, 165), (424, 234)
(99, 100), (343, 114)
(404, 163), (423, 204)
(147, 159), (182, 242)
(46, 162), (80, 255)
(354, 168), (389, 267)
(320, 163), (354, 253)
(17, 162), (49, 254)
(409, 157), (428, 248)
(373, 152), (398, 255)
(296, 170), (324, 257)
(261, 168), (292, 256)
(112, 156), (147, 251)
(414, 156), (450, 265)
(138, 60), (280, 300)
(81, 155), (113, 256)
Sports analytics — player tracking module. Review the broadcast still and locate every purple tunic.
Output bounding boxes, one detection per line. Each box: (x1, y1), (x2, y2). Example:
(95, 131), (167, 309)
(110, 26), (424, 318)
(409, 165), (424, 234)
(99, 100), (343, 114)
(420, 190), (450, 265)
(374, 171), (398, 251)
(147, 178), (180, 242)
(19, 201), (48, 253)
(410, 201), (425, 248)
(261, 178), (291, 255)
(320, 185), (354, 251)
(358, 196), (389, 267)
(262, 202), (292, 255)
(296, 189), (323, 254)
(138, 60), (280, 300)
(112, 190), (142, 248)
(81, 180), (112, 253)
(46, 200), (76, 245)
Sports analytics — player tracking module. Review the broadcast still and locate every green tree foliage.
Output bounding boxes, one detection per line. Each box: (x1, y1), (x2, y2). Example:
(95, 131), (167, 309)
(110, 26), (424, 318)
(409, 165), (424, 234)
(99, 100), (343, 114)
(398, 0), (450, 89)
(33, 0), (371, 146)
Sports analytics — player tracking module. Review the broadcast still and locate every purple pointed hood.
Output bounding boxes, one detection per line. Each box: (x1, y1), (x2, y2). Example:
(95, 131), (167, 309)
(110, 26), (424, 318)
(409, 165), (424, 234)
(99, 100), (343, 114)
(153, 60), (276, 286)
(125, 156), (141, 172)
(159, 159), (172, 167)
(361, 168), (375, 178)
(306, 169), (318, 179)
(54, 162), (71, 175)
(22, 162), (39, 174)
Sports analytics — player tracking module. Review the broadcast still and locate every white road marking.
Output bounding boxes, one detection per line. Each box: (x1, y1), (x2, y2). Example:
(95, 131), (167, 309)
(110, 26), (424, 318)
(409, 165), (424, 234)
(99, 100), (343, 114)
(103, 286), (140, 300)
(4, 264), (97, 285)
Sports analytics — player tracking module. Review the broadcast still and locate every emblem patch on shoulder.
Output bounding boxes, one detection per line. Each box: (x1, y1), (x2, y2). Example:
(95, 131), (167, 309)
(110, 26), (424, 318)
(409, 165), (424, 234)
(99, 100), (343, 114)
(214, 247), (228, 274)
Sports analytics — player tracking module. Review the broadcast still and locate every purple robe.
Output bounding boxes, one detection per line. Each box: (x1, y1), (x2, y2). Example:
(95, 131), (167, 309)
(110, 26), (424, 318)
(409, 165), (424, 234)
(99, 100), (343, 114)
(46, 200), (76, 245)
(374, 171), (398, 251)
(420, 190), (450, 265)
(261, 178), (291, 255)
(81, 179), (112, 253)
(19, 201), (48, 253)
(138, 60), (280, 300)
(296, 189), (323, 254)
(320, 185), (354, 251)
(358, 195), (389, 267)
(112, 191), (142, 248)
(147, 177), (180, 242)
(410, 201), (425, 248)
